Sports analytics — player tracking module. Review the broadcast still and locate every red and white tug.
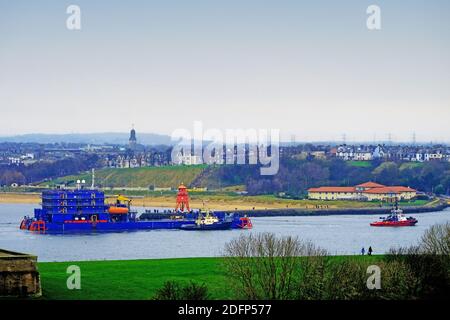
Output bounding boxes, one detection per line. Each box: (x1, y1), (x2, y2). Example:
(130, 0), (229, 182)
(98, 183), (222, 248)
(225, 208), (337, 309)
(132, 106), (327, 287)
(370, 204), (418, 227)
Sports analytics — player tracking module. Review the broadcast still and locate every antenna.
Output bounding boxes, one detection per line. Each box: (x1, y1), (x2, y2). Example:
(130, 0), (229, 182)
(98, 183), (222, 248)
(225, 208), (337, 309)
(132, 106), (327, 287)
(91, 168), (95, 189)
(412, 132), (416, 145)
(291, 134), (296, 145)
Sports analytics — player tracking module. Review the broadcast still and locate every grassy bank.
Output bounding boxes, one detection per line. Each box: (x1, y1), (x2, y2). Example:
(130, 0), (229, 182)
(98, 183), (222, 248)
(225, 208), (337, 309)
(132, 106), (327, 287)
(37, 256), (382, 300)
(39, 165), (208, 189)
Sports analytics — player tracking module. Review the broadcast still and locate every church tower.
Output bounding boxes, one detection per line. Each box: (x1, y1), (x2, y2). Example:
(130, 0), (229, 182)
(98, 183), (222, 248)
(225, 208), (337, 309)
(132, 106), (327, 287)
(129, 125), (137, 149)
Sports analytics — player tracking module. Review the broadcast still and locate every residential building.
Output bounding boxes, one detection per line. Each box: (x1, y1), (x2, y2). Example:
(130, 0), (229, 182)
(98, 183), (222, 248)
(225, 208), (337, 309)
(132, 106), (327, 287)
(308, 181), (417, 201)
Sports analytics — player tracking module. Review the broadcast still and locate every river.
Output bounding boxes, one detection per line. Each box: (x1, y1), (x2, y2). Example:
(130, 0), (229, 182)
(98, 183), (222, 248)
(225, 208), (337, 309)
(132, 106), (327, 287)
(0, 203), (449, 262)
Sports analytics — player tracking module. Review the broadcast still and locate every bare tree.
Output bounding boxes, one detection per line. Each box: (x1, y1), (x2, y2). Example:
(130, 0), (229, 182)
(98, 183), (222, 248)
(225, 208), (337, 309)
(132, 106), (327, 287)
(385, 222), (450, 299)
(223, 233), (327, 300)
(420, 222), (450, 256)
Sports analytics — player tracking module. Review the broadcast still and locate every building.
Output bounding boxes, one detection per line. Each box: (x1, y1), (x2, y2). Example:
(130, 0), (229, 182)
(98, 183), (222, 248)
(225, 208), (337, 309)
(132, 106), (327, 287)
(129, 126), (137, 150)
(172, 154), (202, 165)
(308, 181), (417, 201)
(0, 249), (41, 297)
(353, 150), (373, 161)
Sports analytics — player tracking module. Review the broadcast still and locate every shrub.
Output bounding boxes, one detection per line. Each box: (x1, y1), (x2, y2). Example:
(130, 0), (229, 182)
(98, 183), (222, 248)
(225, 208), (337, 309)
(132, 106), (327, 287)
(153, 281), (209, 300)
(324, 259), (367, 300)
(420, 222), (450, 256)
(375, 260), (419, 300)
(223, 233), (327, 300)
(385, 223), (450, 299)
(294, 255), (329, 300)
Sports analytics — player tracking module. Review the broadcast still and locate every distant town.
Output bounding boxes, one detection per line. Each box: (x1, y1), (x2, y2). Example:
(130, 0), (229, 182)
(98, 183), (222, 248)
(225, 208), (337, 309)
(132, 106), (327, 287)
(1, 128), (449, 169)
(1, 128), (450, 197)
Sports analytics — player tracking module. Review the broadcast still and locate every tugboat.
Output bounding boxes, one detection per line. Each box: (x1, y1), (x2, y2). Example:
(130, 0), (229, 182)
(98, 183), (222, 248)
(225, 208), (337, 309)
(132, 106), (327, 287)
(180, 210), (233, 230)
(236, 215), (253, 229)
(370, 201), (418, 227)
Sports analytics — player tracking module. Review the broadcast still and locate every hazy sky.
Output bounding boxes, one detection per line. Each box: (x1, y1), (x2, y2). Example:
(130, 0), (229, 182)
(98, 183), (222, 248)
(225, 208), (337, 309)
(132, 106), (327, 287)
(0, 0), (449, 142)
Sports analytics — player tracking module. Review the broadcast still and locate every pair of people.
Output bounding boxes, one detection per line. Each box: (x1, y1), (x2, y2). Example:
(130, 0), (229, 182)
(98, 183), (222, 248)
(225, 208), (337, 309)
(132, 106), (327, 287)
(361, 246), (373, 255)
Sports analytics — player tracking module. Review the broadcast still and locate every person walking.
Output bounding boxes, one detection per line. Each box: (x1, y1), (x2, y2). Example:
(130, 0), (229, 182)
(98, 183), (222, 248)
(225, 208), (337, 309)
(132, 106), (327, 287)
(368, 246), (373, 256)
(361, 247), (365, 255)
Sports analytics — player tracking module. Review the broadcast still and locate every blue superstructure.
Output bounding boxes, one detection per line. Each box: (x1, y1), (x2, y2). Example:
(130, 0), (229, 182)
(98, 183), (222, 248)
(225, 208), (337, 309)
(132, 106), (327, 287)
(19, 188), (250, 233)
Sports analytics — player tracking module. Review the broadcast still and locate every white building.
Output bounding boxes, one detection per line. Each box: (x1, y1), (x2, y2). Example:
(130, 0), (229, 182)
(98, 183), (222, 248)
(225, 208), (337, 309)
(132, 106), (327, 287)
(172, 154), (202, 165)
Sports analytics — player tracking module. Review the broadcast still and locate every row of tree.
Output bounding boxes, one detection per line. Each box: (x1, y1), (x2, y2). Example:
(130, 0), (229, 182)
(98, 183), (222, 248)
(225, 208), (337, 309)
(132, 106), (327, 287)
(194, 158), (450, 196)
(0, 155), (102, 186)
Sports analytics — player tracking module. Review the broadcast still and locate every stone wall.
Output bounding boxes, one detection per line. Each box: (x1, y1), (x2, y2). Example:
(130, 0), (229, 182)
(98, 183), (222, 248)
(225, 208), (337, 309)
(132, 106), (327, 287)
(0, 249), (41, 298)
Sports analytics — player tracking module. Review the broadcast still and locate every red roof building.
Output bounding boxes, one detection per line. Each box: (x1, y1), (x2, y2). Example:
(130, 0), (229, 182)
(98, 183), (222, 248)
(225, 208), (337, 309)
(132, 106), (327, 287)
(308, 182), (417, 201)
(356, 181), (386, 188)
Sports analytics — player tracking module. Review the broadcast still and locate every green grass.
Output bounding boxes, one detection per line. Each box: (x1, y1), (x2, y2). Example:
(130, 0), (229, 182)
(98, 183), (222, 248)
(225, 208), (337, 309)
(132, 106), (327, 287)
(348, 161), (372, 168)
(38, 257), (232, 300)
(37, 256), (383, 300)
(399, 162), (425, 171)
(399, 199), (429, 206)
(41, 165), (207, 189)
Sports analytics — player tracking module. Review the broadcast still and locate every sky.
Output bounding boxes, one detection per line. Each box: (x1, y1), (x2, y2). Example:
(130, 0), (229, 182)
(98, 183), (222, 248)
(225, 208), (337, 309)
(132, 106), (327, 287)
(0, 0), (449, 143)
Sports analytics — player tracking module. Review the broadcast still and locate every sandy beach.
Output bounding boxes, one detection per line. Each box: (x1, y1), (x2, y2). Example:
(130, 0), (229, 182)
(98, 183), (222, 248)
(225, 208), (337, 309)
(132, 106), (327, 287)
(0, 192), (331, 211)
(0, 193), (41, 204)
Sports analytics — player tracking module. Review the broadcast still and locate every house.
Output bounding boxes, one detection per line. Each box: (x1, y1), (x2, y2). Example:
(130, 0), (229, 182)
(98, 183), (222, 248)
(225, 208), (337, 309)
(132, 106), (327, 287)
(308, 181), (417, 201)
(372, 145), (385, 159)
(427, 151), (444, 161)
(336, 146), (354, 160)
(353, 150), (372, 161)
(172, 154), (202, 165)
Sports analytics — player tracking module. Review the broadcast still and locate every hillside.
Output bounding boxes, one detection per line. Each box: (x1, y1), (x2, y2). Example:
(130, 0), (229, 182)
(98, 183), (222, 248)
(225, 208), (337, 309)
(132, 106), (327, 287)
(35, 158), (450, 196)
(42, 165), (207, 189)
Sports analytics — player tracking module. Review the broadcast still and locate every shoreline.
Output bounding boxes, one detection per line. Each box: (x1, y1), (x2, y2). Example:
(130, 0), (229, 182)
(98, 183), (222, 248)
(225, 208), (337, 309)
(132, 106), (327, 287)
(1, 192), (448, 216)
(233, 203), (450, 217)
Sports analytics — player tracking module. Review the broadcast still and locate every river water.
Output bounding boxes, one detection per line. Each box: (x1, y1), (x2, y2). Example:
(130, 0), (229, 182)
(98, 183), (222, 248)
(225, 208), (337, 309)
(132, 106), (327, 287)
(1, 203), (449, 262)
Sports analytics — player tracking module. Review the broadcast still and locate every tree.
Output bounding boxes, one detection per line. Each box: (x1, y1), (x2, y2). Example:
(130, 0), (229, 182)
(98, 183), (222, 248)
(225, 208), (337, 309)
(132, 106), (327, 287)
(434, 184), (445, 195)
(372, 162), (399, 185)
(223, 233), (327, 300)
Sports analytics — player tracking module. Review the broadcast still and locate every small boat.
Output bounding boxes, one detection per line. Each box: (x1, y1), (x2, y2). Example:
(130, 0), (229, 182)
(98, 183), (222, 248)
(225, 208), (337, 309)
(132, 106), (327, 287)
(236, 216), (253, 229)
(180, 210), (233, 230)
(370, 204), (418, 227)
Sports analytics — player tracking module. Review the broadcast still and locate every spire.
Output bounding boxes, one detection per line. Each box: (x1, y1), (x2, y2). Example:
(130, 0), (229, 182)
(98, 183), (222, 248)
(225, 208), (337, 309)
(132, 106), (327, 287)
(129, 125), (137, 148)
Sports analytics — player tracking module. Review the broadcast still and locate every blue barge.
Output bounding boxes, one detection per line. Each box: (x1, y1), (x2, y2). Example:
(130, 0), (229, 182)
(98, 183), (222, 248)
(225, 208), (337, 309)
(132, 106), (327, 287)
(19, 188), (251, 233)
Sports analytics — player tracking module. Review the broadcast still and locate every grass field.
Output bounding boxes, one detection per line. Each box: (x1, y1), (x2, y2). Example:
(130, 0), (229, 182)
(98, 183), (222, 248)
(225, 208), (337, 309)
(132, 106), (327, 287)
(399, 162), (425, 171)
(37, 256), (383, 300)
(348, 161), (373, 168)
